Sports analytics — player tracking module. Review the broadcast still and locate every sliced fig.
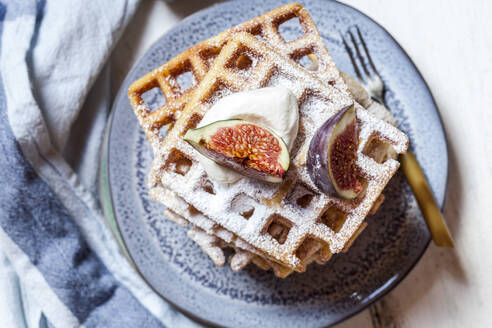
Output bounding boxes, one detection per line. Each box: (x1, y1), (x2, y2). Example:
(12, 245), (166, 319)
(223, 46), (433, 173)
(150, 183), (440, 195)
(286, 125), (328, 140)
(307, 104), (363, 199)
(184, 119), (290, 183)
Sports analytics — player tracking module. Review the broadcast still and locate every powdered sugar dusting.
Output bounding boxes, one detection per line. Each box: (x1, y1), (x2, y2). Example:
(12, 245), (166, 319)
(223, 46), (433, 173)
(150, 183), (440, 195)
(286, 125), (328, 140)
(147, 32), (408, 271)
(129, 4), (409, 275)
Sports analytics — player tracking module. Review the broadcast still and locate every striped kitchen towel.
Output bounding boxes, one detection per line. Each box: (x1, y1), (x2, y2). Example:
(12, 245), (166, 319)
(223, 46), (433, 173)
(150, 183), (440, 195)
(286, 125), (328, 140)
(0, 1), (201, 327)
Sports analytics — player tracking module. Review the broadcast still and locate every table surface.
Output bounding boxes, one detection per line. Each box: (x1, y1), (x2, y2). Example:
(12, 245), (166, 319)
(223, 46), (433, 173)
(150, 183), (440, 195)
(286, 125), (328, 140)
(110, 1), (492, 327)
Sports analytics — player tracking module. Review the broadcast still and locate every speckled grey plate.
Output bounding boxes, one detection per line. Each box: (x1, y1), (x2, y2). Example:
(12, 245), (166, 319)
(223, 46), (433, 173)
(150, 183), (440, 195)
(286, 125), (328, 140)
(100, 1), (448, 327)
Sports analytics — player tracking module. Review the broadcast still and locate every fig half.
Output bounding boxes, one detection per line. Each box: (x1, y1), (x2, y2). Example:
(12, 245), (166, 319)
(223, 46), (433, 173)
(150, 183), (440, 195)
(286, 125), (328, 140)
(307, 104), (363, 199)
(184, 119), (290, 183)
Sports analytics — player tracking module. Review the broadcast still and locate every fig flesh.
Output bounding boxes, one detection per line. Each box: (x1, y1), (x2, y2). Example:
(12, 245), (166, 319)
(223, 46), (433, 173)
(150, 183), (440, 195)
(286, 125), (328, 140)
(184, 119), (290, 183)
(307, 104), (363, 199)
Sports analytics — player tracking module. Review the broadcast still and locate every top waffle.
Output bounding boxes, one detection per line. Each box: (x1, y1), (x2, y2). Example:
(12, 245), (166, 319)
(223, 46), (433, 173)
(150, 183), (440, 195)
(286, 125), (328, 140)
(128, 3), (346, 147)
(149, 32), (408, 271)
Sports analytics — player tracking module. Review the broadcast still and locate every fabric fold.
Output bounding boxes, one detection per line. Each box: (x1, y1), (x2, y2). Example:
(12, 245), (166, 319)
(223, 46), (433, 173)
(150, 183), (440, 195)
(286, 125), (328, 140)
(0, 1), (200, 327)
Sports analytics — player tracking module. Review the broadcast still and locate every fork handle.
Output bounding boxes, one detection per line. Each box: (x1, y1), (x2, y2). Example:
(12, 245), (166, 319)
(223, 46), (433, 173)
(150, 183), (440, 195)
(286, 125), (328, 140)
(400, 150), (454, 247)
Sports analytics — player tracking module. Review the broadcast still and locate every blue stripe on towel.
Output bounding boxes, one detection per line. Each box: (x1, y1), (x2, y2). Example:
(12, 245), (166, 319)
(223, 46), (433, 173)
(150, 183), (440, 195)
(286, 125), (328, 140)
(0, 3), (165, 327)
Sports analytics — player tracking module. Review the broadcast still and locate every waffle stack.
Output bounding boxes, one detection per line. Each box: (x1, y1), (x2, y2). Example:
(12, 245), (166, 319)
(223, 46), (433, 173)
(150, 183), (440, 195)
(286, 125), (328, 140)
(128, 4), (408, 277)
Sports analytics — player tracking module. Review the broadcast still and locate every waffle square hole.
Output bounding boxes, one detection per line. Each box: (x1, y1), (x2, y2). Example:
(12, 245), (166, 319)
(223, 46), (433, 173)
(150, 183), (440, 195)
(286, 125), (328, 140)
(226, 50), (258, 78)
(247, 23), (265, 42)
(183, 113), (203, 134)
(236, 54), (254, 70)
(166, 149), (193, 176)
(202, 179), (215, 195)
(175, 157), (192, 176)
(231, 194), (256, 220)
(319, 205), (348, 233)
(176, 71), (194, 92)
(241, 208), (255, 220)
(200, 46), (221, 68)
(296, 237), (321, 261)
(141, 87), (166, 111)
(298, 53), (318, 71)
(363, 135), (393, 164)
(254, 34), (264, 42)
(263, 214), (292, 244)
(168, 59), (195, 94)
(278, 16), (304, 42)
(286, 183), (316, 209)
(158, 123), (172, 138)
(188, 204), (200, 216)
(297, 194), (313, 208)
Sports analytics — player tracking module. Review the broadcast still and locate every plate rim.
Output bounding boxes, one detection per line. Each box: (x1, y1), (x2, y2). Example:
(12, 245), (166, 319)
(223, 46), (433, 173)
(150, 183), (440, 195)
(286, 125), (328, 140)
(100, 0), (448, 326)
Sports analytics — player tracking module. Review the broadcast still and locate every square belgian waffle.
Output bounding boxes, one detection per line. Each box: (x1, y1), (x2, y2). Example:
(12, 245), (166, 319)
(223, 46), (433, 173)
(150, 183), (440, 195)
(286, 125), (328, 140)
(128, 3), (346, 148)
(147, 32), (408, 276)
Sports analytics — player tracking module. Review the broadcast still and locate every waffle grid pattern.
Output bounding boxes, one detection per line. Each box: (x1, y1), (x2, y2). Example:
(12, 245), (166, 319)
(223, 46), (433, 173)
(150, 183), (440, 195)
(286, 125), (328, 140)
(128, 3), (346, 147)
(149, 32), (408, 271)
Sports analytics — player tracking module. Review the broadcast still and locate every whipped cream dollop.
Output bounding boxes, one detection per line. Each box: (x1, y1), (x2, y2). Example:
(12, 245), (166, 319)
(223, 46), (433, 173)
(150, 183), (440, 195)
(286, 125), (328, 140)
(197, 87), (299, 184)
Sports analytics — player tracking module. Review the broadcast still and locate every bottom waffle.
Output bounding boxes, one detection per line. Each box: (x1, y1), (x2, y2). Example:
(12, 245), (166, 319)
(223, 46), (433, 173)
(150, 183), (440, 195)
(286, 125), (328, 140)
(151, 185), (380, 278)
(150, 187), (364, 278)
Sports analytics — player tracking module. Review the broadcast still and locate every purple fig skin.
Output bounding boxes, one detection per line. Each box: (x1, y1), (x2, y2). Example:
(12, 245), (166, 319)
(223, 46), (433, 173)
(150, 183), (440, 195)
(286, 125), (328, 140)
(307, 104), (359, 199)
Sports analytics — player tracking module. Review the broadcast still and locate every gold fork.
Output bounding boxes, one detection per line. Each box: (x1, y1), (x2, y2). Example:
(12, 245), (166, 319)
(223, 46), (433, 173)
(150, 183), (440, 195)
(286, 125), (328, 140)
(340, 26), (453, 247)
